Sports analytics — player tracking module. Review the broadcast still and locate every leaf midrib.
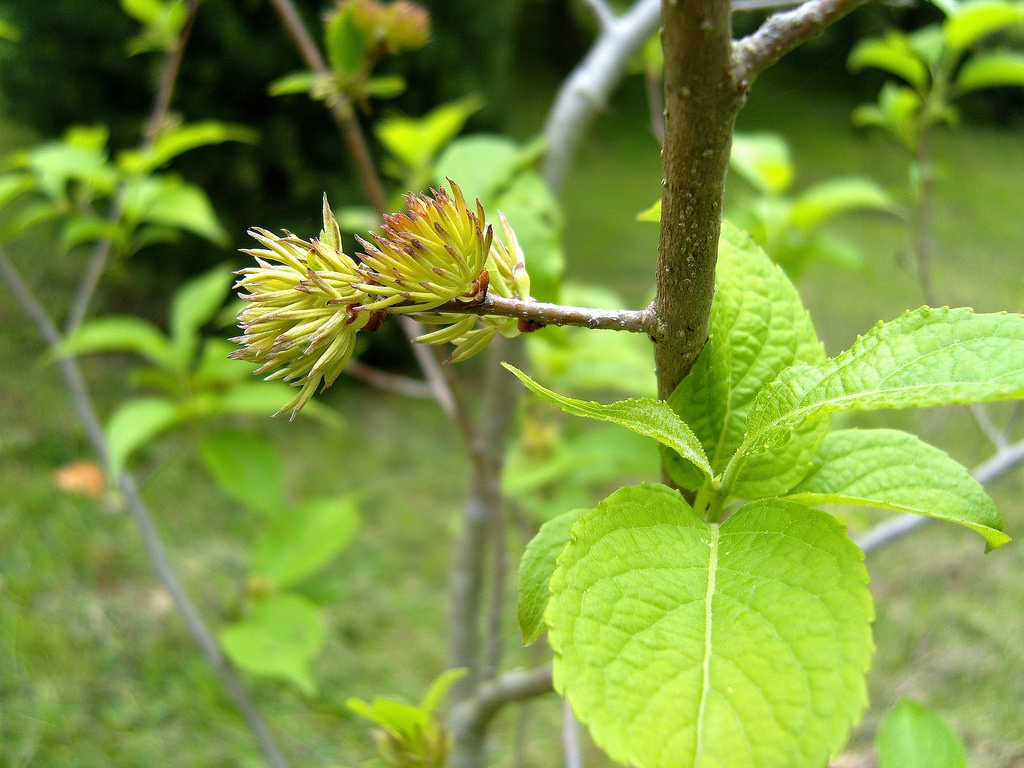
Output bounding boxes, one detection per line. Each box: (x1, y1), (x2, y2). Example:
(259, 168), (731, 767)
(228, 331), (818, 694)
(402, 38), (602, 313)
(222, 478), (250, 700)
(694, 524), (720, 767)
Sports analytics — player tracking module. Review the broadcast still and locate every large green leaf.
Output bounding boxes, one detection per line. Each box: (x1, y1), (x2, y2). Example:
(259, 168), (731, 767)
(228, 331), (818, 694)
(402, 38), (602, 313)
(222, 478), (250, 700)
(376, 95), (483, 178)
(666, 223), (827, 497)
(505, 365), (713, 482)
(743, 307), (1024, 455)
(547, 484), (873, 768)
(785, 429), (1008, 550)
(252, 496), (359, 588)
(876, 700), (968, 768)
(219, 592), (325, 694)
(199, 428), (287, 516)
(518, 508), (586, 645)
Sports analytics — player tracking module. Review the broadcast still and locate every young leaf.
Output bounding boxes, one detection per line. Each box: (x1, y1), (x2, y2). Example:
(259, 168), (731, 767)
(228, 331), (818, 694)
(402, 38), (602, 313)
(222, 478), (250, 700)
(876, 699), (968, 768)
(219, 592), (325, 694)
(54, 315), (175, 370)
(117, 121), (257, 177)
(504, 364), (713, 482)
(785, 429), (1009, 550)
(122, 175), (229, 247)
(665, 223), (827, 497)
(547, 484), (873, 768)
(943, 0), (1024, 59)
(252, 496), (359, 588)
(744, 307), (1024, 455)
(105, 396), (183, 478)
(953, 50), (1024, 94)
(518, 508), (587, 645)
(199, 428), (287, 516)
(730, 132), (794, 195)
(848, 32), (930, 91)
(788, 177), (895, 232)
(168, 265), (233, 366)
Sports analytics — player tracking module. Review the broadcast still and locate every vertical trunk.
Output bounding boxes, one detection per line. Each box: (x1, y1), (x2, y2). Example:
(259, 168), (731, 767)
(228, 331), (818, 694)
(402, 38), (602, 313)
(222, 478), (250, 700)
(654, 0), (744, 401)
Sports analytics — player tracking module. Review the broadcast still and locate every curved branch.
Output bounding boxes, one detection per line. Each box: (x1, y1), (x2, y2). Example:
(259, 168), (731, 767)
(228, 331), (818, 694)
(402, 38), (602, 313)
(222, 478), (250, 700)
(856, 438), (1024, 555)
(426, 295), (660, 336)
(448, 664), (553, 746)
(541, 0), (662, 191)
(732, 0), (873, 83)
(0, 248), (290, 768)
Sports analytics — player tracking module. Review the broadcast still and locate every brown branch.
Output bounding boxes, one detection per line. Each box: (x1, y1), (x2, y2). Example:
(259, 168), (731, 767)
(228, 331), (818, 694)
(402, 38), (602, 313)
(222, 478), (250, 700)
(448, 664), (554, 753)
(426, 295), (660, 336)
(732, 0), (874, 83)
(654, 0), (742, 401)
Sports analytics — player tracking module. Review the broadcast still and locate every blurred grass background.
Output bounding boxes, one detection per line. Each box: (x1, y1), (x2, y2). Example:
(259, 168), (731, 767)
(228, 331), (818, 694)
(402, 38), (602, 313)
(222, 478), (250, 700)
(1, 3), (1023, 766)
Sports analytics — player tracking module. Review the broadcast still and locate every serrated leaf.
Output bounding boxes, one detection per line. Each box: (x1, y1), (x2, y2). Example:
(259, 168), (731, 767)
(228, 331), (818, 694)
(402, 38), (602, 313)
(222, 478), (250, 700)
(199, 428), (287, 516)
(729, 132), (794, 195)
(518, 508), (587, 644)
(219, 592), (324, 694)
(252, 496), (359, 588)
(168, 265), (233, 366)
(785, 429), (1008, 550)
(105, 396), (183, 478)
(665, 223), (827, 497)
(55, 316), (175, 370)
(504, 365), (713, 482)
(876, 699), (968, 768)
(943, 0), (1024, 58)
(743, 307), (1024, 456)
(953, 50), (1024, 93)
(547, 484), (873, 768)
(848, 33), (930, 90)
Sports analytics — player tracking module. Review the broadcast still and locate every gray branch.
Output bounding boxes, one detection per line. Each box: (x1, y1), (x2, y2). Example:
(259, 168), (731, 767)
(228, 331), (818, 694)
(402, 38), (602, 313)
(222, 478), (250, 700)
(541, 0), (661, 191)
(426, 295), (660, 336)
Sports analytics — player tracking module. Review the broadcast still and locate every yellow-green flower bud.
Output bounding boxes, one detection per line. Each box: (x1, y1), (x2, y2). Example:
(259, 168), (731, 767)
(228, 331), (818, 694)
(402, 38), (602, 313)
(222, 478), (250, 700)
(354, 181), (492, 313)
(230, 225), (367, 420)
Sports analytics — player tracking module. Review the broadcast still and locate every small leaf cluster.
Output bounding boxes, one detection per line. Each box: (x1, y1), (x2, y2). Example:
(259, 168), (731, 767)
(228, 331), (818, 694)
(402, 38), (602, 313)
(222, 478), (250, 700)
(849, 0), (1024, 152)
(0, 121), (255, 254)
(513, 225), (1023, 768)
(231, 181), (533, 419)
(270, 0), (430, 108)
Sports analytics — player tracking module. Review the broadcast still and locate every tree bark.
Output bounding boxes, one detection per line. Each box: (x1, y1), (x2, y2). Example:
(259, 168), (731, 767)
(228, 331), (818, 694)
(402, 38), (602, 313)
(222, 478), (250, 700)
(653, 0), (745, 401)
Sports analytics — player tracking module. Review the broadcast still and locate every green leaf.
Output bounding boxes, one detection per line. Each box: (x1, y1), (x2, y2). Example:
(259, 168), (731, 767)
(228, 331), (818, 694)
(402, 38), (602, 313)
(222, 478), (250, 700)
(199, 428), (287, 516)
(953, 50), (1024, 93)
(61, 217), (130, 252)
(252, 496), (359, 588)
(785, 429), (1008, 550)
(118, 121), (257, 176)
(376, 95), (483, 179)
(420, 668), (468, 713)
(744, 307), (1024, 457)
(219, 592), (325, 694)
(55, 316), (175, 370)
(267, 70), (319, 97)
(0, 173), (36, 210)
(434, 134), (539, 205)
(547, 484), (873, 768)
(168, 265), (233, 366)
(943, 0), (1024, 58)
(848, 32), (930, 90)
(122, 175), (229, 247)
(325, 5), (368, 80)
(876, 700), (968, 768)
(665, 223), (827, 497)
(105, 396), (183, 478)
(852, 83), (924, 151)
(789, 177), (895, 232)
(518, 508), (587, 644)
(361, 74), (406, 99)
(729, 132), (794, 195)
(24, 131), (119, 201)
(504, 365), (713, 482)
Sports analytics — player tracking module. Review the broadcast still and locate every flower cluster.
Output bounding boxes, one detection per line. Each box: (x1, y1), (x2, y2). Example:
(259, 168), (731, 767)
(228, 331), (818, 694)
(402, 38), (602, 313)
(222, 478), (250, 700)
(231, 182), (532, 419)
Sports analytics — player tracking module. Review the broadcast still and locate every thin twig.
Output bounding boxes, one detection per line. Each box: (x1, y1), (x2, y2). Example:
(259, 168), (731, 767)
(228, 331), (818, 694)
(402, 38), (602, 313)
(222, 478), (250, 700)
(65, 0), (200, 335)
(732, 0), (875, 83)
(563, 698), (583, 768)
(731, 0), (805, 12)
(345, 360), (434, 399)
(448, 664), (554, 742)
(582, 0), (616, 31)
(541, 0), (662, 190)
(0, 246), (290, 768)
(427, 295), (661, 336)
(856, 438), (1024, 555)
